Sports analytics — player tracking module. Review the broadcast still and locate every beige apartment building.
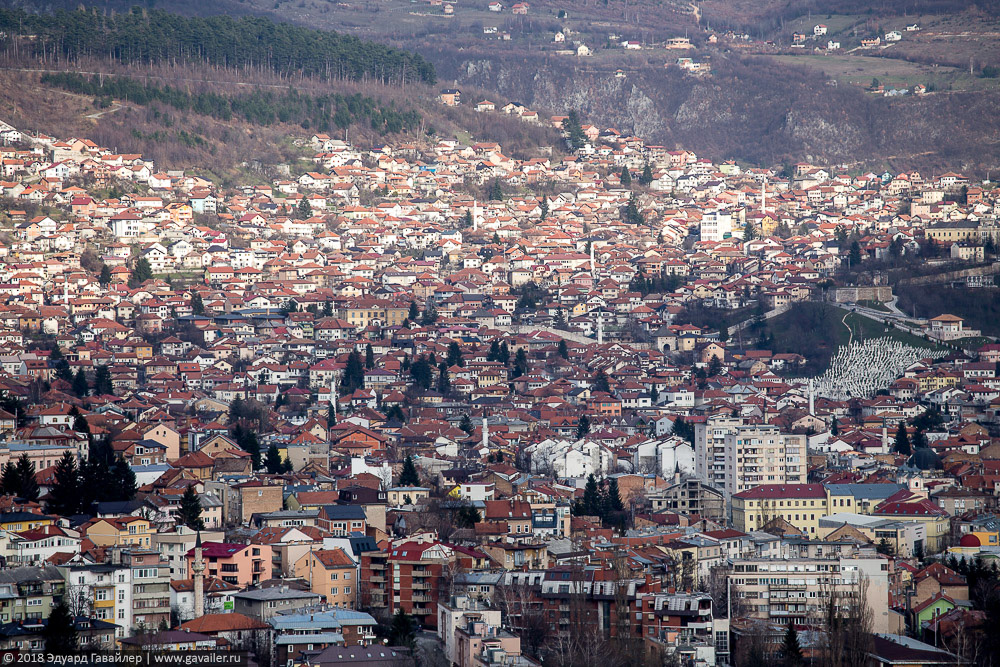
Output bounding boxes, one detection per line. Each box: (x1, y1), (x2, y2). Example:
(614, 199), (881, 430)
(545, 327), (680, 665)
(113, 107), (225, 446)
(701, 423), (807, 499)
(727, 555), (894, 634)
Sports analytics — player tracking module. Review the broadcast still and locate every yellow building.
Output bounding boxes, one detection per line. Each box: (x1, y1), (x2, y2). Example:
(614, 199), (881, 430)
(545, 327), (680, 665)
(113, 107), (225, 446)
(293, 548), (357, 608)
(84, 516), (153, 548)
(732, 484), (829, 536)
(0, 512), (55, 533)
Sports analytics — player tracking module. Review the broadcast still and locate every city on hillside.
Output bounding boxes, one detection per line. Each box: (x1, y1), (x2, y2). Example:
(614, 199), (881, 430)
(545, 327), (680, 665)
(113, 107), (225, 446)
(0, 61), (999, 667)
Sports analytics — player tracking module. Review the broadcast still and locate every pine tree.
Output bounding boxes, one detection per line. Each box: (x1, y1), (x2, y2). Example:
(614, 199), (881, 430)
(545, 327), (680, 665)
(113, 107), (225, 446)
(43, 599), (77, 655)
(781, 623), (803, 667)
(297, 198), (312, 218)
(462, 209), (473, 228)
(70, 406), (90, 435)
(620, 166), (632, 187)
(111, 456), (137, 501)
(14, 454), (38, 501)
(343, 350), (366, 394)
(576, 414), (591, 439)
(623, 194), (644, 225)
(408, 301), (419, 320)
(0, 462), (18, 496)
(893, 421), (911, 456)
(420, 305), (438, 325)
(365, 343), (375, 369)
(410, 356), (433, 390)
(265, 445), (284, 474)
(178, 484), (205, 530)
(582, 474), (601, 516)
(190, 291), (205, 315)
(72, 368), (89, 397)
(640, 162), (654, 186)
(93, 365), (114, 396)
(487, 340), (501, 362)
(399, 455), (420, 486)
(459, 414), (474, 435)
(744, 220), (757, 241)
(488, 179), (504, 201)
(558, 339), (569, 359)
(539, 198), (549, 219)
(99, 264), (112, 286)
(593, 369), (611, 394)
(512, 348), (528, 379)
(605, 477), (624, 513)
(562, 110), (587, 150)
(48, 452), (81, 516)
(129, 257), (153, 288)
(446, 341), (464, 367)
(437, 362), (450, 395)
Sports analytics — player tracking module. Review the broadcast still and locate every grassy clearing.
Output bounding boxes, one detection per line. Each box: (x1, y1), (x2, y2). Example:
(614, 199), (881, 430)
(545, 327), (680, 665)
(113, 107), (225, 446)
(858, 299), (891, 312)
(762, 53), (1000, 92)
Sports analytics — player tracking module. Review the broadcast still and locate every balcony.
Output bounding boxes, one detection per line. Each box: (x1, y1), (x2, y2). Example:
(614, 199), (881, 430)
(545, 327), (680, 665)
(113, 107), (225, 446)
(412, 593), (432, 603)
(370, 576), (385, 584)
(412, 582), (432, 591)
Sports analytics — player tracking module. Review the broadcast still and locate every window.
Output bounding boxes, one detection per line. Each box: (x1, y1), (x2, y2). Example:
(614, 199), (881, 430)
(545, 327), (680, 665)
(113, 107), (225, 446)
(330, 588), (337, 596)
(330, 573), (338, 581)
(344, 587), (350, 595)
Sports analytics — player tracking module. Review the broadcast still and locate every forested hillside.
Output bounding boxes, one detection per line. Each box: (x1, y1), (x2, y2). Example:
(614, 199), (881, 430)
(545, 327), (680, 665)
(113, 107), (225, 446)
(0, 6), (435, 85)
(41, 72), (423, 136)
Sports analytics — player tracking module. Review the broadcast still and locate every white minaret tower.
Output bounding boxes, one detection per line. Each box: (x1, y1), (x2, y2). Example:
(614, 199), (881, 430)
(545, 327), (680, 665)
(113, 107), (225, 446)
(472, 200), (479, 232)
(482, 417), (488, 450)
(63, 277), (68, 306)
(808, 379), (815, 415)
(597, 316), (604, 345)
(192, 531), (205, 619)
(589, 243), (595, 277)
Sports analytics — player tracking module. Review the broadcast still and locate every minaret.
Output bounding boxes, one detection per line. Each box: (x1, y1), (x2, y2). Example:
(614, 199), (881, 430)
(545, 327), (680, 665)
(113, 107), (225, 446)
(808, 379), (815, 415)
(761, 176), (767, 214)
(192, 531), (205, 619)
(589, 243), (595, 277)
(597, 317), (604, 345)
(63, 277), (68, 306)
(482, 417), (488, 450)
(472, 200), (479, 232)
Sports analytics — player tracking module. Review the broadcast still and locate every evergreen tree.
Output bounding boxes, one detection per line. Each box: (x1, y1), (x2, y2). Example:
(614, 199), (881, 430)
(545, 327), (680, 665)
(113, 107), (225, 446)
(849, 240), (862, 267)
(640, 162), (654, 186)
(499, 342), (510, 365)
(93, 365), (114, 396)
(70, 406), (90, 435)
(558, 339), (569, 359)
(623, 193), (644, 225)
(893, 421), (911, 456)
(420, 305), (438, 326)
(48, 452), (81, 516)
(72, 368), (89, 397)
(399, 455), (420, 486)
(512, 348), (528, 379)
(410, 356), (433, 390)
(437, 362), (450, 395)
(459, 414), (474, 435)
(343, 350), (366, 394)
(408, 301), (419, 320)
(129, 257), (153, 288)
(111, 456), (137, 501)
(99, 264), (112, 286)
(539, 197), (549, 219)
(265, 445), (284, 474)
(562, 110), (587, 150)
(190, 291), (205, 315)
(831, 418), (839, 436)
(0, 462), (18, 496)
(488, 179), (504, 201)
(744, 220), (757, 241)
(178, 484), (205, 530)
(781, 623), (803, 667)
(14, 454), (38, 501)
(576, 414), (591, 439)
(487, 340), (501, 362)
(365, 343), (375, 370)
(297, 198), (312, 218)
(446, 341), (464, 367)
(582, 474), (601, 515)
(650, 385), (659, 404)
(462, 209), (474, 228)
(605, 477), (624, 513)
(388, 609), (417, 651)
(456, 505), (481, 528)
(43, 599), (77, 655)
(620, 166), (632, 187)
(593, 369), (611, 394)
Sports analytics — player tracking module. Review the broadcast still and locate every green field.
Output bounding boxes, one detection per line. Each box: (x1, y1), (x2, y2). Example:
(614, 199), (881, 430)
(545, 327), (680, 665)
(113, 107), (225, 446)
(857, 299), (890, 312)
(761, 54), (1000, 92)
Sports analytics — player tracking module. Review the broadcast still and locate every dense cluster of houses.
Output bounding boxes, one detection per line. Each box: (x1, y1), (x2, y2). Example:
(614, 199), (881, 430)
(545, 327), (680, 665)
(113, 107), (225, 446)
(0, 113), (998, 666)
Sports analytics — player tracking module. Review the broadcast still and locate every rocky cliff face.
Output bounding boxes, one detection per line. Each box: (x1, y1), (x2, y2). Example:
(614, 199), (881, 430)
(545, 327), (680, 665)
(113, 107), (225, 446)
(443, 51), (1000, 173)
